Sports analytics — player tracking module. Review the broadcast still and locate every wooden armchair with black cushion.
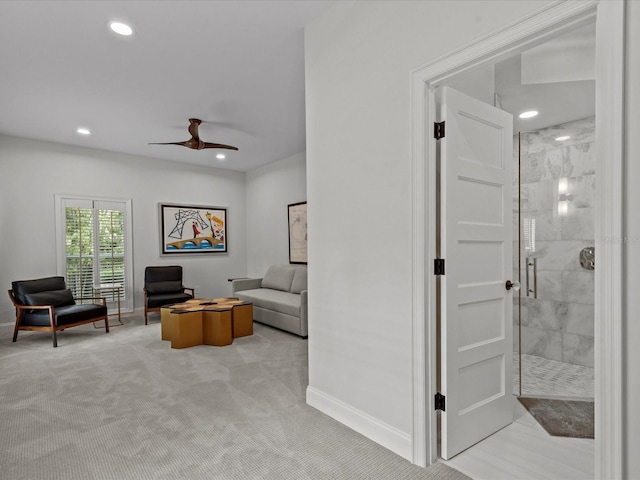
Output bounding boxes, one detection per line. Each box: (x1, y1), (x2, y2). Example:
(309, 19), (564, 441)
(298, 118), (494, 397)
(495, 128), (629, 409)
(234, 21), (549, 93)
(144, 266), (194, 325)
(8, 276), (109, 347)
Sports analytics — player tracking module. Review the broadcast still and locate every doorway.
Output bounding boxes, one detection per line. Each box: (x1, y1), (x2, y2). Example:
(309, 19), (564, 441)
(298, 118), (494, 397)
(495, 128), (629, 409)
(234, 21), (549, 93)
(409, 1), (625, 476)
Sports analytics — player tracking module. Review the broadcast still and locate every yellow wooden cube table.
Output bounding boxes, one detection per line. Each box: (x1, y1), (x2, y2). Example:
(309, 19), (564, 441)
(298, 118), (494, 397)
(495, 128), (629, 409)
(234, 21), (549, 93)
(212, 298), (253, 338)
(160, 298), (253, 349)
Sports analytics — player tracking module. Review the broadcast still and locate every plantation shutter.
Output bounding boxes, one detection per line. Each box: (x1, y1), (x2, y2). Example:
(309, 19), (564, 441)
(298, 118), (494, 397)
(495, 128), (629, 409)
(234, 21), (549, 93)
(96, 201), (125, 302)
(64, 199), (95, 299)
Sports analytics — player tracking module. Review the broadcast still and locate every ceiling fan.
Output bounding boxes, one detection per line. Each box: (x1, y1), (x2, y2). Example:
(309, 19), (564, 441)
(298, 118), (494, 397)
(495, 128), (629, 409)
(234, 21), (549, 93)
(149, 118), (238, 151)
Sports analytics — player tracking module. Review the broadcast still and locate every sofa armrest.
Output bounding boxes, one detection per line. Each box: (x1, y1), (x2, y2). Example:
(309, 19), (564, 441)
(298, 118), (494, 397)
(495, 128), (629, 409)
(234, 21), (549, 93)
(231, 278), (262, 294)
(300, 290), (308, 337)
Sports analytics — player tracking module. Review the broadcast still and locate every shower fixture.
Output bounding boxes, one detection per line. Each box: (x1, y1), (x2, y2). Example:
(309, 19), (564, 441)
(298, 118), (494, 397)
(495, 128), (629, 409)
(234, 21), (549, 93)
(580, 247), (595, 270)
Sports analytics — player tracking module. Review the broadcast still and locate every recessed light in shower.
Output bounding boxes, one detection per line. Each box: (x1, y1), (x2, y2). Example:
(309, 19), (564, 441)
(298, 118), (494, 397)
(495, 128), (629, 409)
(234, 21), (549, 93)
(109, 21), (133, 36)
(519, 110), (539, 119)
(555, 135), (571, 141)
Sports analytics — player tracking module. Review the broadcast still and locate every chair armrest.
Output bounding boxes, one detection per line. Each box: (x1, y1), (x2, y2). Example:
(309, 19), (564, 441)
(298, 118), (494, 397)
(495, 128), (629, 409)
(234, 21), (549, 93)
(183, 286), (195, 297)
(16, 304), (54, 312)
(15, 304), (55, 315)
(231, 278), (262, 294)
(15, 304), (55, 327)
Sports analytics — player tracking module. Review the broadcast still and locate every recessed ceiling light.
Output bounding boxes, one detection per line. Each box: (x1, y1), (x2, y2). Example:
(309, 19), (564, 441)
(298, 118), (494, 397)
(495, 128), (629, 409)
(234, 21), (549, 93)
(555, 135), (571, 141)
(216, 153), (226, 160)
(109, 21), (133, 36)
(519, 110), (539, 119)
(77, 127), (91, 135)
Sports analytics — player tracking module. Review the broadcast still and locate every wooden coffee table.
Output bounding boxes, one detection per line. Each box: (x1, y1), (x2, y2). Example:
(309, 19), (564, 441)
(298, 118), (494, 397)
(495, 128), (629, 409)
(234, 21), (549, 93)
(160, 298), (253, 349)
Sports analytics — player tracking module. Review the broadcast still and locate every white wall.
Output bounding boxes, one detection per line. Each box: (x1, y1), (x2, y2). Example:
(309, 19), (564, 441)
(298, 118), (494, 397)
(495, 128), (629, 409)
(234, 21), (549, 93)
(304, 0), (561, 460)
(624, 1), (640, 475)
(0, 135), (247, 320)
(442, 63), (496, 106)
(245, 151), (306, 277)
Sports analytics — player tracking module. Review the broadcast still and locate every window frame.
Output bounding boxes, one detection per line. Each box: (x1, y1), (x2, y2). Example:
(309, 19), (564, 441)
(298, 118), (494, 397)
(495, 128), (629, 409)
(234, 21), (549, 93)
(55, 194), (134, 313)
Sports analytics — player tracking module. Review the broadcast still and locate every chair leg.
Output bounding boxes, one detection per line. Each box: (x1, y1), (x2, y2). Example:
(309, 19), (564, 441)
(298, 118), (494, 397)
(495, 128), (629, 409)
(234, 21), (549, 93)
(104, 315), (110, 333)
(144, 306), (148, 325)
(12, 312), (21, 342)
(52, 329), (58, 348)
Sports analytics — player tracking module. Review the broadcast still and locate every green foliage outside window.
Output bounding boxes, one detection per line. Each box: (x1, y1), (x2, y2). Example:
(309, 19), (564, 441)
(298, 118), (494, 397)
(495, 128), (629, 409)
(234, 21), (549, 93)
(65, 207), (125, 300)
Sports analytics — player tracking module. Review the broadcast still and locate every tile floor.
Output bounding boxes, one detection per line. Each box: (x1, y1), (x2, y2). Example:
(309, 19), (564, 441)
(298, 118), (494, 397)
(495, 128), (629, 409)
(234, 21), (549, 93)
(514, 353), (594, 399)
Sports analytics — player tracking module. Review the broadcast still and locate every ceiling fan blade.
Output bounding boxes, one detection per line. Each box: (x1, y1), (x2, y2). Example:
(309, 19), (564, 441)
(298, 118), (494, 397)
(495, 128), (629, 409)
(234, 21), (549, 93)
(148, 141), (190, 147)
(202, 142), (239, 151)
(150, 119), (236, 152)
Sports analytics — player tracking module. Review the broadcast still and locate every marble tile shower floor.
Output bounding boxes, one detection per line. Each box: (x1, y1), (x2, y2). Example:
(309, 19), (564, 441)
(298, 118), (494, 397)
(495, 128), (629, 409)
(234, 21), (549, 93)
(513, 353), (594, 398)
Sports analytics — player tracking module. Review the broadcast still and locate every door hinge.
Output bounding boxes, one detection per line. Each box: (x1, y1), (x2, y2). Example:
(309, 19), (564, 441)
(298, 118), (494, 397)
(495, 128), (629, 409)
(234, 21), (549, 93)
(435, 392), (446, 411)
(434, 258), (445, 276)
(434, 121), (445, 140)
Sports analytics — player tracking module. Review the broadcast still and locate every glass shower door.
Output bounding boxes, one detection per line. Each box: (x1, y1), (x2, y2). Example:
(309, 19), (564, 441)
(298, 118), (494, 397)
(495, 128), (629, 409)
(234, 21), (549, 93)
(515, 118), (596, 399)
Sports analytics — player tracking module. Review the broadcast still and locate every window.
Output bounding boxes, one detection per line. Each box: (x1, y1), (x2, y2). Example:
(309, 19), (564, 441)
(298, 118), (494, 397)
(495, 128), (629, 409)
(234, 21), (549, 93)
(56, 195), (133, 313)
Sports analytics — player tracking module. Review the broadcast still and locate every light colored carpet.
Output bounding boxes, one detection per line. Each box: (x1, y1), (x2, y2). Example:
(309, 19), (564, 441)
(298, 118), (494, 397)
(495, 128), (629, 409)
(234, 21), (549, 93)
(0, 314), (469, 480)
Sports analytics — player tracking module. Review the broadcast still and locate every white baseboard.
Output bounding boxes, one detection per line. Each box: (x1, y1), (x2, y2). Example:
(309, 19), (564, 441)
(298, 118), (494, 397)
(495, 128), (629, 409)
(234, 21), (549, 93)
(306, 386), (412, 460)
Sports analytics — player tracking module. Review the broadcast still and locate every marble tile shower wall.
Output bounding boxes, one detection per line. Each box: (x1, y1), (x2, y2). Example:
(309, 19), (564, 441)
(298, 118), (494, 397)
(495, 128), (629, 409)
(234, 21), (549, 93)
(513, 116), (595, 368)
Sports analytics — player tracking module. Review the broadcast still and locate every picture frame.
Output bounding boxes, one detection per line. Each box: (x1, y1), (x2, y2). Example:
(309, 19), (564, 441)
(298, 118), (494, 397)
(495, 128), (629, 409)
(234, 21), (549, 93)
(160, 203), (227, 254)
(288, 201), (307, 264)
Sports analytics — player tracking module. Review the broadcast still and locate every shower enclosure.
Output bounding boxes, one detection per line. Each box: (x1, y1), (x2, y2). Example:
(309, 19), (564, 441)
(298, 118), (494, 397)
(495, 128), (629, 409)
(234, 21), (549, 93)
(514, 116), (595, 399)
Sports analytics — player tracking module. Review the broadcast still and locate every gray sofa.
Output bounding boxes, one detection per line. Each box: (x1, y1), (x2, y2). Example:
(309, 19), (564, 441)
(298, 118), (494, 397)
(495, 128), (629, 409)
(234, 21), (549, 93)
(231, 265), (307, 338)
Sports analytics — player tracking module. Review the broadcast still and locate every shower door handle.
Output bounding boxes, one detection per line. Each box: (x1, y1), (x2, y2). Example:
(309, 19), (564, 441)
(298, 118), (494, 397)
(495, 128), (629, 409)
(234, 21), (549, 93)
(526, 257), (537, 298)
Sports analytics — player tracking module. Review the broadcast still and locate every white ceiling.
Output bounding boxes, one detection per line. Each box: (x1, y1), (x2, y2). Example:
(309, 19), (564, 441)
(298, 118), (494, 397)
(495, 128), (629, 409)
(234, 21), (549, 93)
(0, 3), (596, 172)
(497, 22), (596, 132)
(443, 22), (596, 133)
(0, 1), (332, 172)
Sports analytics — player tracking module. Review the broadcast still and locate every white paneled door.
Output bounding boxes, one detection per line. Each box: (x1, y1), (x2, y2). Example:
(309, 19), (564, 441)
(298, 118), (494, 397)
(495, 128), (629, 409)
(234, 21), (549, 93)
(437, 86), (515, 459)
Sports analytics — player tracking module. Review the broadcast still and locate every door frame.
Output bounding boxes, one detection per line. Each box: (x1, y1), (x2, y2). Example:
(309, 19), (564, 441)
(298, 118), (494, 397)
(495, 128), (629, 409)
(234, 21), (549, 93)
(410, 1), (624, 477)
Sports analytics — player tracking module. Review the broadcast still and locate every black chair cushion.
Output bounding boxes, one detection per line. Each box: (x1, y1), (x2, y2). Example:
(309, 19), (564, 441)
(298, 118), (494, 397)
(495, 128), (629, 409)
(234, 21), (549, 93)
(12, 276), (67, 305)
(145, 266), (183, 284)
(24, 289), (75, 307)
(147, 292), (193, 309)
(146, 281), (183, 295)
(21, 304), (107, 327)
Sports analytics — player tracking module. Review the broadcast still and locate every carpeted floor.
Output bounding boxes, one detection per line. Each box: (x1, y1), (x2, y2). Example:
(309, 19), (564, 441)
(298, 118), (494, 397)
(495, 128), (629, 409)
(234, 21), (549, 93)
(0, 314), (469, 480)
(518, 396), (594, 439)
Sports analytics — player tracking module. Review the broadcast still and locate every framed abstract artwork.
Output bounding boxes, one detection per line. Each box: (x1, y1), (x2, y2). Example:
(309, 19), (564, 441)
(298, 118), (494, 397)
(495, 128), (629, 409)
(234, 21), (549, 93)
(288, 201), (307, 264)
(160, 204), (227, 254)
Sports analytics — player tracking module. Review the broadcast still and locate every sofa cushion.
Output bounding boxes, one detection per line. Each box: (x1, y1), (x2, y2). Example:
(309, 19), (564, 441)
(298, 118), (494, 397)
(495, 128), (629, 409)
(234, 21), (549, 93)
(12, 276), (67, 305)
(22, 303), (107, 327)
(290, 267), (307, 294)
(261, 266), (295, 292)
(235, 288), (300, 317)
(24, 289), (75, 307)
(146, 281), (183, 295)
